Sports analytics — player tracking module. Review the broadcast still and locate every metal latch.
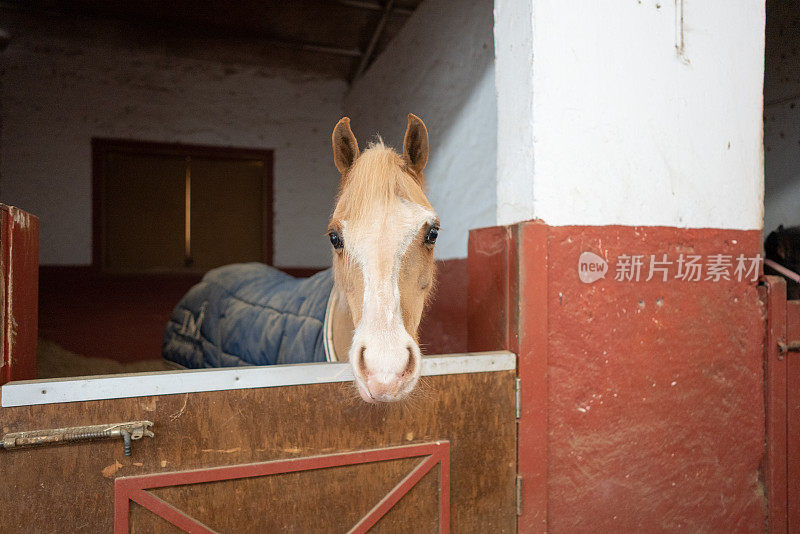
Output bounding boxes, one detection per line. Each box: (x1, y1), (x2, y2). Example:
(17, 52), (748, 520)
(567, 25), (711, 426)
(0, 420), (154, 456)
(778, 339), (800, 359)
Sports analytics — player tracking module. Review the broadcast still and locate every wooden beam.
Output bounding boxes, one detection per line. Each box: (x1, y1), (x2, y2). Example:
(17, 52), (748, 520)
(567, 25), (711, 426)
(338, 0), (413, 16)
(351, 0), (394, 82)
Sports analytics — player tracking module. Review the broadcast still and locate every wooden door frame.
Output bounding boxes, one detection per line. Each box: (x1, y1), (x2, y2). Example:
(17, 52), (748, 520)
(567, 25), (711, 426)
(763, 275), (788, 533)
(762, 275), (800, 533)
(91, 138), (274, 272)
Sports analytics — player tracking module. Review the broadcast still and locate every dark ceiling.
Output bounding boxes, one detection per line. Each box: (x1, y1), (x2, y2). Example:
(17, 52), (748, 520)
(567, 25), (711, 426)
(0, 0), (423, 81)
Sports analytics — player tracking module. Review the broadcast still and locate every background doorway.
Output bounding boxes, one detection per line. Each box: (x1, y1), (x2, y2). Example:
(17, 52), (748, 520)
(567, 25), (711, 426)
(92, 139), (273, 273)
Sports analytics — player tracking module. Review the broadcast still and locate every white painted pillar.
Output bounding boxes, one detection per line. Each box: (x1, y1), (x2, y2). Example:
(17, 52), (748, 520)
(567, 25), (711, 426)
(494, 0), (535, 226)
(494, 0), (765, 230)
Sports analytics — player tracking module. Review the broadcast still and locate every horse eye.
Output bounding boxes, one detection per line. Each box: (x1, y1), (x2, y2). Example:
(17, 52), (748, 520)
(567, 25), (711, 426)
(424, 226), (439, 245)
(329, 231), (343, 250)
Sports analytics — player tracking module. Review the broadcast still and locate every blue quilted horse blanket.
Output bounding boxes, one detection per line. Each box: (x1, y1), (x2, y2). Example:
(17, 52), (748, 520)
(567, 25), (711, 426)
(162, 263), (334, 368)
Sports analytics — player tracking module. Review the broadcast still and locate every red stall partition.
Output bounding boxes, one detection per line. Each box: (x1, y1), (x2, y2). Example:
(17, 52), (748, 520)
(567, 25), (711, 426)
(468, 220), (766, 533)
(763, 275), (800, 533)
(1, 205), (39, 384)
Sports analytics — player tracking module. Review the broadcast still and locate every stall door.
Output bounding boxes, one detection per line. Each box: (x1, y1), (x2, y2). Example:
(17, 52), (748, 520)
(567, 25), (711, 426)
(763, 276), (800, 533)
(93, 139), (272, 274)
(0, 354), (517, 532)
(788, 299), (800, 532)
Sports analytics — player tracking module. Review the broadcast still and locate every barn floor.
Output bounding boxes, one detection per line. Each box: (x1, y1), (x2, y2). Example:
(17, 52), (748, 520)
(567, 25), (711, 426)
(36, 338), (172, 379)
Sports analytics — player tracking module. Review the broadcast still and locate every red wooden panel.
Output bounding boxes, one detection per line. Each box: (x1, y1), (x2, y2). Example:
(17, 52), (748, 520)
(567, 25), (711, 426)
(469, 221), (766, 533)
(418, 258), (468, 355)
(1, 205), (39, 384)
(37, 266), (325, 364)
(467, 225), (518, 354)
(764, 276), (788, 534)
(467, 221), (549, 532)
(764, 276), (787, 533)
(517, 221), (549, 533)
(545, 226), (764, 532)
(787, 299), (800, 532)
(115, 442), (450, 534)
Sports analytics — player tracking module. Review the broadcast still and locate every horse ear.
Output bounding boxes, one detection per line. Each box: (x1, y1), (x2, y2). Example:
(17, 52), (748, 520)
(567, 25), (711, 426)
(332, 117), (359, 175)
(403, 113), (429, 178)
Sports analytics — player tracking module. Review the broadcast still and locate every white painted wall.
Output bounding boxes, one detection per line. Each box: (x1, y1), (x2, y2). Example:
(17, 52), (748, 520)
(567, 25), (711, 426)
(495, 0), (765, 230)
(344, 0), (496, 260)
(764, 0), (800, 235)
(4, 0), (768, 267)
(0, 12), (345, 267)
(494, 0), (534, 227)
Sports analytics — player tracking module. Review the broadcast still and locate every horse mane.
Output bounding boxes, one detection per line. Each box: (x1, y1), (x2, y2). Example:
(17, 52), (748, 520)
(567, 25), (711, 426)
(332, 140), (431, 226)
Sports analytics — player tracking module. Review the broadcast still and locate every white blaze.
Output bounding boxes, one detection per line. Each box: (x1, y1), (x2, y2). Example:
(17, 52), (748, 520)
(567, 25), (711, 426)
(343, 197), (436, 391)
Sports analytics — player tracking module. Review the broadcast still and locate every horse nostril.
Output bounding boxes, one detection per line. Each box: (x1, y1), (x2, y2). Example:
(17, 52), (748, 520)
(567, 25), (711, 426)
(357, 346), (368, 378)
(402, 346), (416, 377)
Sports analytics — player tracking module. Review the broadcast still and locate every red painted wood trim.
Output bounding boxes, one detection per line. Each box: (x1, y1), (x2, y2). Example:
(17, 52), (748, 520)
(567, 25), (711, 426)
(787, 299), (800, 532)
(116, 442), (447, 489)
(468, 222), (548, 532)
(467, 225), (518, 353)
(763, 275), (788, 533)
(1, 205), (39, 384)
(129, 489), (216, 534)
(419, 259), (468, 355)
(113, 480), (130, 534)
(507, 225), (521, 356)
(517, 221), (549, 533)
(115, 442), (450, 533)
(349, 452), (444, 534)
(438, 440), (451, 532)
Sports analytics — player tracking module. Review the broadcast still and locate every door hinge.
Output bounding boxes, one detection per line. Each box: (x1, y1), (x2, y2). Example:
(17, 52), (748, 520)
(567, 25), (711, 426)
(515, 377), (521, 419)
(0, 420), (154, 456)
(516, 474), (523, 516)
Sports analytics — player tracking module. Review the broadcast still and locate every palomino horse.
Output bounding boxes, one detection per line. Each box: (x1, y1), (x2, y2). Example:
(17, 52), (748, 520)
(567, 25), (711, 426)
(326, 114), (439, 403)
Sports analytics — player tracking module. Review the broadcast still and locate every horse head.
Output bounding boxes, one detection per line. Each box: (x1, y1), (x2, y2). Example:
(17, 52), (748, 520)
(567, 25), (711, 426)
(328, 114), (438, 402)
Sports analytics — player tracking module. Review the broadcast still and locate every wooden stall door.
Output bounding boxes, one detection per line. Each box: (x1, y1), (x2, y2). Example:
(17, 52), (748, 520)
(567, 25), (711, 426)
(93, 139), (273, 274)
(189, 157), (266, 271)
(763, 276), (800, 533)
(0, 355), (517, 533)
(101, 152), (186, 272)
(787, 299), (800, 532)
